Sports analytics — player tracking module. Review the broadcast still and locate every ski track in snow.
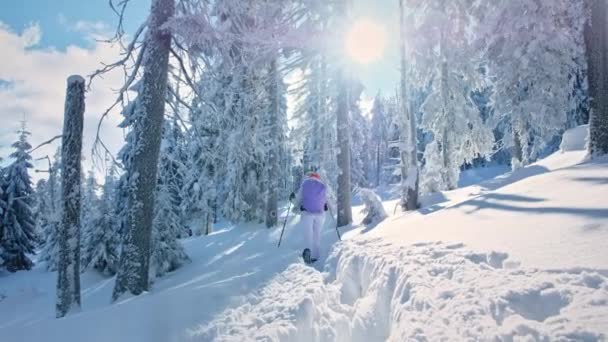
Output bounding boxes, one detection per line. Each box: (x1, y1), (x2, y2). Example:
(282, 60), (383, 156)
(188, 239), (608, 342)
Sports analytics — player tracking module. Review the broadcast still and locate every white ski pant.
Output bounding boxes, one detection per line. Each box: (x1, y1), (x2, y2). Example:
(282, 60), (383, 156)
(301, 212), (324, 260)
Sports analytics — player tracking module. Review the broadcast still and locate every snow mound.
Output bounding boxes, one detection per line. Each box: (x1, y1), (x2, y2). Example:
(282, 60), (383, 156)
(194, 240), (608, 341)
(560, 125), (588, 152)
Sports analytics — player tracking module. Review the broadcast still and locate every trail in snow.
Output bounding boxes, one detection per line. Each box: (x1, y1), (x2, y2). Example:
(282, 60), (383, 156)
(188, 239), (608, 341)
(0, 208), (347, 342)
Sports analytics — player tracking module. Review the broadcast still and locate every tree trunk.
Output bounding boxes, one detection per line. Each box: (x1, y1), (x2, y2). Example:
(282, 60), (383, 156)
(56, 75), (85, 318)
(439, 27), (457, 190)
(113, 0), (174, 300)
(265, 58), (280, 228)
(399, 0), (419, 211)
(376, 143), (381, 187)
(512, 124), (524, 165)
(585, 0), (608, 157)
(336, 69), (353, 227)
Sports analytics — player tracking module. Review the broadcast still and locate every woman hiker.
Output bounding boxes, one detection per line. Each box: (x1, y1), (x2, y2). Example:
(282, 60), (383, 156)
(290, 172), (328, 264)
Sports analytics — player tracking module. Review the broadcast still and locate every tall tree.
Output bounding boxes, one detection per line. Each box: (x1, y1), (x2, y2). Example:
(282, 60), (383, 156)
(399, 0), (419, 209)
(80, 170), (101, 270)
(370, 94), (388, 187)
(38, 149), (61, 271)
(265, 58), (281, 228)
(149, 120), (189, 280)
(83, 164), (120, 275)
(113, 0), (175, 300)
(585, 0), (608, 156)
(56, 75), (85, 317)
(335, 0), (353, 227)
(1, 122), (36, 272)
(336, 68), (353, 227)
(480, 0), (585, 166)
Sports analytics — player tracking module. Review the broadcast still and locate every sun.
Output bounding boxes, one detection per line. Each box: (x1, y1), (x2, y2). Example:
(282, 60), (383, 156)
(344, 18), (387, 65)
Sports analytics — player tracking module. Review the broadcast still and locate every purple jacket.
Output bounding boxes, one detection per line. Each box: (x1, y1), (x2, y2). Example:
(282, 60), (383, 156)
(298, 178), (327, 214)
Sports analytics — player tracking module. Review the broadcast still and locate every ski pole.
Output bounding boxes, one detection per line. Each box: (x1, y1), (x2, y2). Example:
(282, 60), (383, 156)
(328, 205), (341, 241)
(277, 201), (292, 248)
(334, 218), (342, 241)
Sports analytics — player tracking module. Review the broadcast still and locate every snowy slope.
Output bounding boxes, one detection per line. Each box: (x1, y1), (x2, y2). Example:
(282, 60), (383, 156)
(2, 126), (607, 341)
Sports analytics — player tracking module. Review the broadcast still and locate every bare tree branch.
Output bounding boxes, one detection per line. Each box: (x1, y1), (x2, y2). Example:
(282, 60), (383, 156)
(88, 19), (148, 89)
(91, 42), (147, 168)
(30, 135), (63, 153)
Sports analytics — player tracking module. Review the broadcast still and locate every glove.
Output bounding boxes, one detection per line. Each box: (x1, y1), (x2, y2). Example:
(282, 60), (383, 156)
(324, 203), (328, 212)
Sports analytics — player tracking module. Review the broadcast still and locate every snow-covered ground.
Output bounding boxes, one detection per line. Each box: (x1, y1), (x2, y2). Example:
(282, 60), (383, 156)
(2, 126), (607, 341)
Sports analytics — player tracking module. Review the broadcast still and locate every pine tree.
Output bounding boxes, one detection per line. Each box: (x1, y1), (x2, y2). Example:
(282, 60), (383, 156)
(480, 0), (585, 166)
(84, 164), (120, 275)
(370, 94), (388, 187)
(39, 149), (61, 271)
(80, 170), (101, 270)
(1, 122), (36, 272)
(150, 178), (189, 281)
(148, 119), (189, 280)
(349, 81), (372, 188)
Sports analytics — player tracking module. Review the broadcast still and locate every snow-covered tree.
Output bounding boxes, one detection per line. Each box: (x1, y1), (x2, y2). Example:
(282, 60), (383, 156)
(148, 119), (190, 280)
(80, 170), (101, 270)
(150, 178), (189, 281)
(349, 82), (372, 188)
(479, 0), (586, 166)
(405, 0), (493, 192)
(370, 94), (389, 187)
(83, 164), (120, 276)
(56, 75), (85, 317)
(1, 122), (37, 272)
(38, 149), (61, 271)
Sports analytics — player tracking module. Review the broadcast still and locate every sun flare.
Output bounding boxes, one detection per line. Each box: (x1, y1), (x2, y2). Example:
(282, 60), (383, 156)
(344, 19), (387, 65)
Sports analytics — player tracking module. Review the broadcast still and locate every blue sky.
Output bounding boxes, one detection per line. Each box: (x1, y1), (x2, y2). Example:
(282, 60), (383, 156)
(0, 0), (400, 180)
(0, 0), (149, 50)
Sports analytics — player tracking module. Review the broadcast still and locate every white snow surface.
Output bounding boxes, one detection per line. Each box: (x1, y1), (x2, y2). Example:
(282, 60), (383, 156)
(2, 127), (607, 341)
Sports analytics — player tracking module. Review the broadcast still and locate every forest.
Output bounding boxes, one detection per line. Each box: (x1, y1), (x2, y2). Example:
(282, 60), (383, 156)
(1, 0), (608, 322)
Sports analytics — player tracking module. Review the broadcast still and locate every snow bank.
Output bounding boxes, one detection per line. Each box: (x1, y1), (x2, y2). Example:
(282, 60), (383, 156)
(194, 240), (608, 341)
(358, 189), (387, 226)
(561, 125), (589, 152)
